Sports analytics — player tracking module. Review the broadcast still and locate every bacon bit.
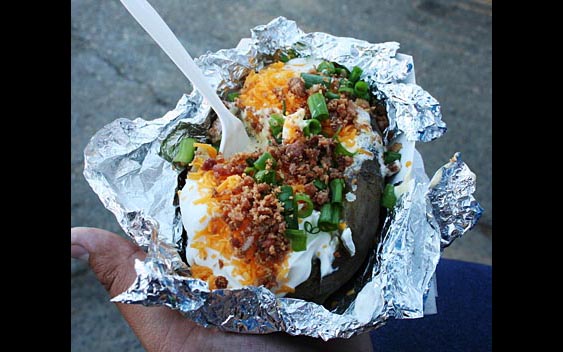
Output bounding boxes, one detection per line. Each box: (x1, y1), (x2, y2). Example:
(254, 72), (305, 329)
(388, 142), (403, 153)
(215, 276), (228, 289)
(334, 251), (341, 258)
(218, 259), (224, 269)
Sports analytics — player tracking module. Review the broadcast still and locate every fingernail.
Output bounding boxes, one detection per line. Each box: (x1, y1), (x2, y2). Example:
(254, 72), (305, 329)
(71, 244), (90, 261)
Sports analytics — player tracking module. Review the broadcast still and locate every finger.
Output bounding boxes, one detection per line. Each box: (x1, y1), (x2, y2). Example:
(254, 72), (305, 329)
(71, 227), (146, 296)
(70, 227), (196, 350)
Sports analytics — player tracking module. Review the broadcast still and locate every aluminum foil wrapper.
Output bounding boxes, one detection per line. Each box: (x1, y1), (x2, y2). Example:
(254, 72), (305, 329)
(427, 152), (484, 248)
(83, 17), (483, 340)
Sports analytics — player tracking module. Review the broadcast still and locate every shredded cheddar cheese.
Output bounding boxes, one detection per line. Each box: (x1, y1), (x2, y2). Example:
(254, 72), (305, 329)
(194, 143), (217, 158)
(187, 165), (293, 295)
(239, 62), (307, 120)
(338, 124), (358, 148)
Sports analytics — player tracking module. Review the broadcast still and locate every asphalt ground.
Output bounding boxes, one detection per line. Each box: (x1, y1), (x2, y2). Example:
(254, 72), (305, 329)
(71, 1), (491, 350)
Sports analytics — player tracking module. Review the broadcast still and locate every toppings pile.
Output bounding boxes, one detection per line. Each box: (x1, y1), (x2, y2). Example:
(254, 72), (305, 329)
(175, 57), (401, 294)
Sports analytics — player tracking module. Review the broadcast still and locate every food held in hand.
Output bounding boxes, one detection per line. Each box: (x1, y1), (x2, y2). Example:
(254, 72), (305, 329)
(176, 57), (400, 303)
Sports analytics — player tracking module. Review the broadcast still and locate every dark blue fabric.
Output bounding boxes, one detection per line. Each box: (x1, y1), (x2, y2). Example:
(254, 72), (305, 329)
(369, 258), (492, 351)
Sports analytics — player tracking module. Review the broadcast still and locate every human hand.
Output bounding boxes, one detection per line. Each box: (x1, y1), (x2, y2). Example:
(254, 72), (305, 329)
(71, 227), (374, 352)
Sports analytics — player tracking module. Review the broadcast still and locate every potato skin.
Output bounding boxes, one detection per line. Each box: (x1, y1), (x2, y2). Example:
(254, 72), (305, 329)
(287, 156), (383, 303)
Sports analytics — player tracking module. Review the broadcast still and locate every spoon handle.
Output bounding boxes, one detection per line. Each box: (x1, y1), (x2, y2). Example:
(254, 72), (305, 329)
(120, 0), (229, 114)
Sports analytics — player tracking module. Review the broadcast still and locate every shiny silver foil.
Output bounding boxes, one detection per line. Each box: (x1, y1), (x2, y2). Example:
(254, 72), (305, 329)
(83, 17), (483, 340)
(427, 152), (484, 248)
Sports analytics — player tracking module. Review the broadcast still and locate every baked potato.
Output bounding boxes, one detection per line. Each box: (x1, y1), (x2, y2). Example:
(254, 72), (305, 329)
(175, 58), (392, 304)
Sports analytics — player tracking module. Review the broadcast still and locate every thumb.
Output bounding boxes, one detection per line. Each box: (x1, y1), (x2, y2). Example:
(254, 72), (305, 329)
(71, 226), (146, 297)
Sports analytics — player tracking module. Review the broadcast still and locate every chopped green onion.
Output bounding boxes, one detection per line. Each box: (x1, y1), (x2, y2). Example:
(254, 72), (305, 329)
(286, 229), (307, 251)
(349, 66), (363, 83)
(307, 93), (329, 121)
(318, 203), (339, 232)
(295, 193), (314, 218)
(317, 61), (336, 74)
(285, 212), (298, 230)
(330, 178), (344, 204)
(354, 80), (369, 93)
(339, 78), (353, 88)
(383, 151), (402, 164)
(269, 114), (284, 141)
(354, 81), (370, 100)
(279, 49), (297, 63)
(246, 157), (256, 167)
(313, 179), (327, 190)
(381, 184), (397, 209)
(254, 170), (276, 184)
(300, 73), (331, 89)
(226, 92), (240, 102)
(304, 221), (321, 234)
(172, 137), (196, 168)
(325, 91), (340, 100)
(254, 152), (277, 170)
(331, 204), (342, 227)
(279, 186), (298, 229)
(244, 166), (255, 175)
(303, 118), (322, 136)
(338, 86), (355, 96)
(334, 63), (350, 77)
(334, 67), (345, 76)
(279, 185), (294, 202)
(332, 126), (343, 140)
(335, 142), (355, 157)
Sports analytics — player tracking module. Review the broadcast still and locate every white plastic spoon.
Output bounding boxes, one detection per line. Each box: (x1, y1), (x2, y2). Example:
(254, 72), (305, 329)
(120, 0), (250, 157)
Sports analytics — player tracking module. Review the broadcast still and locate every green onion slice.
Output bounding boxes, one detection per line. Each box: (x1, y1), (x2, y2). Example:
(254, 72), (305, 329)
(304, 221), (321, 234)
(330, 178), (344, 204)
(325, 91), (340, 100)
(286, 229), (307, 251)
(335, 142), (355, 157)
(313, 179), (327, 190)
(295, 193), (314, 218)
(254, 169), (276, 184)
(254, 152), (277, 170)
(318, 203), (338, 232)
(383, 151), (402, 164)
(317, 61), (336, 74)
(303, 118), (322, 136)
(349, 66), (363, 83)
(172, 137), (196, 168)
(338, 86), (355, 96)
(300, 73), (331, 89)
(269, 113), (284, 140)
(381, 184), (397, 209)
(307, 93), (329, 121)
(226, 92), (240, 102)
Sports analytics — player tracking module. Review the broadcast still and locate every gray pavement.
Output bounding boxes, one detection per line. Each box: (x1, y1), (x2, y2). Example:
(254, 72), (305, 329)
(71, 0), (491, 350)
